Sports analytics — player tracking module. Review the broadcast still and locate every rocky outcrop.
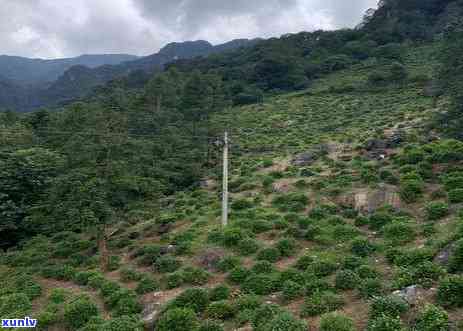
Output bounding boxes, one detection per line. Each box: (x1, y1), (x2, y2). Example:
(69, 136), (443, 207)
(337, 186), (401, 214)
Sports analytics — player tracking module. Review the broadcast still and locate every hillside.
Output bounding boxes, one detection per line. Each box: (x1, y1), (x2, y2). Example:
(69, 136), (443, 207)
(1, 39), (463, 330)
(0, 54), (138, 85)
(0, 39), (260, 112)
(1, 1), (463, 330)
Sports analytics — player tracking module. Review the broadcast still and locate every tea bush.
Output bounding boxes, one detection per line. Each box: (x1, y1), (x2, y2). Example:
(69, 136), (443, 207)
(320, 313), (356, 331)
(209, 285), (230, 302)
(135, 276), (159, 294)
(369, 295), (409, 319)
(157, 308), (199, 331)
(257, 247), (281, 263)
(301, 292), (344, 317)
(242, 274), (277, 295)
(366, 315), (405, 331)
(351, 238), (376, 257)
(335, 270), (360, 290)
(63, 296), (99, 330)
(449, 239), (463, 272)
(425, 202), (449, 221)
(281, 280), (304, 302)
(170, 288), (209, 313)
(206, 300), (236, 320)
(414, 304), (449, 331)
(437, 275), (463, 308)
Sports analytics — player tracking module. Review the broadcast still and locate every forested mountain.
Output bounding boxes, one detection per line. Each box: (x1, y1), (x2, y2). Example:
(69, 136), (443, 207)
(1, 0), (463, 330)
(0, 39), (260, 112)
(0, 54), (138, 85)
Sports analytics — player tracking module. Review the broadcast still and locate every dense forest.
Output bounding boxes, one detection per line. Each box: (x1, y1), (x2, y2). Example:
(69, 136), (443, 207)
(1, 0), (463, 330)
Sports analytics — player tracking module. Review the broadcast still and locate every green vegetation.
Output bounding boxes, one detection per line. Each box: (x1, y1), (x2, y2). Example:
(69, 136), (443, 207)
(2, 1), (463, 330)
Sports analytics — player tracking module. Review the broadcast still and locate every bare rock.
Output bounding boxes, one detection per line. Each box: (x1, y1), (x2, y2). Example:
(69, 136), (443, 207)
(392, 285), (421, 305)
(434, 242), (457, 266)
(291, 152), (318, 166)
(198, 249), (225, 271)
(142, 302), (161, 330)
(272, 181), (291, 193)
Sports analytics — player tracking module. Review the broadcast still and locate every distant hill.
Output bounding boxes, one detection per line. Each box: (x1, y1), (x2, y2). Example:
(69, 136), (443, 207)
(0, 54), (138, 86)
(0, 39), (261, 112)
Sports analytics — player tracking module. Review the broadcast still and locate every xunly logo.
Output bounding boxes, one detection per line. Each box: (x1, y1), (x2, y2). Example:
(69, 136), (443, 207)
(1, 317), (37, 328)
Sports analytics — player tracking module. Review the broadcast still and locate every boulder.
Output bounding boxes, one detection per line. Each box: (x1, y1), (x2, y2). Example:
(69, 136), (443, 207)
(142, 302), (161, 330)
(434, 242), (457, 266)
(386, 131), (405, 148)
(160, 245), (176, 255)
(392, 285), (420, 305)
(291, 152), (318, 166)
(365, 139), (387, 151)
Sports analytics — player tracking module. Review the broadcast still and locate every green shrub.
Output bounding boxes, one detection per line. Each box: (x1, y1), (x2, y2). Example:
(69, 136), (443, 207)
(251, 304), (284, 329)
(222, 228), (249, 247)
(227, 266), (250, 284)
(382, 220), (416, 244)
(368, 212), (394, 230)
(234, 294), (261, 311)
(279, 268), (305, 285)
(275, 238), (297, 257)
(216, 256), (241, 272)
(449, 189), (463, 203)
(0, 293), (32, 318)
(320, 313), (356, 331)
(308, 259), (338, 277)
(231, 199), (254, 210)
(357, 265), (379, 279)
(369, 295), (409, 319)
(251, 261), (275, 274)
(358, 278), (383, 299)
(63, 296), (99, 330)
(37, 310), (59, 329)
(342, 256), (364, 270)
(335, 270), (360, 290)
(157, 308), (199, 331)
(437, 275), (463, 308)
(400, 178), (424, 203)
(425, 202), (449, 221)
(165, 272), (184, 289)
(154, 256), (181, 273)
(171, 288), (209, 313)
(242, 274), (277, 295)
(135, 244), (162, 266)
(301, 292), (344, 317)
(237, 238), (260, 256)
(351, 238), (376, 257)
(112, 294), (142, 316)
(281, 280), (304, 302)
(198, 320), (224, 331)
(294, 254), (314, 270)
(180, 266), (210, 285)
(414, 304), (449, 331)
(209, 285), (230, 301)
(135, 276), (159, 294)
(272, 193), (308, 212)
(258, 312), (307, 331)
(257, 247), (281, 263)
(119, 267), (142, 282)
(450, 239), (463, 272)
(49, 288), (68, 304)
(366, 315), (405, 331)
(107, 256), (121, 271)
(206, 300), (236, 320)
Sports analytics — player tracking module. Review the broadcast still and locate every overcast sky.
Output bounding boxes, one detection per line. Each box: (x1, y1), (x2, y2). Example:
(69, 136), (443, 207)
(0, 0), (378, 59)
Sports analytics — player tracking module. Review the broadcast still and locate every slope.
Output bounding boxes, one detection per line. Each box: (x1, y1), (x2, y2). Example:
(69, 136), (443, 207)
(2, 41), (463, 331)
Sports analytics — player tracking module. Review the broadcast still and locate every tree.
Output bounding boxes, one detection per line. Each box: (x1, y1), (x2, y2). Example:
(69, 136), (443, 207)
(436, 29), (463, 139)
(0, 148), (64, 249)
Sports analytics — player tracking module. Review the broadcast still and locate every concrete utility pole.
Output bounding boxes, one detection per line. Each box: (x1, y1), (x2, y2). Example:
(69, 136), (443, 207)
(222, 131), (229, 227)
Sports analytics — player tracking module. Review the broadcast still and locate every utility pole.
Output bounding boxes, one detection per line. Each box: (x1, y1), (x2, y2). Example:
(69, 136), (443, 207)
(222, 131), (229, 227)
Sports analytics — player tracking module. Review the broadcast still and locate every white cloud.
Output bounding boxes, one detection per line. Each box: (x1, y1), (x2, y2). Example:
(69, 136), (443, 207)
(0, 0), (378, 58)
